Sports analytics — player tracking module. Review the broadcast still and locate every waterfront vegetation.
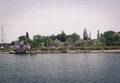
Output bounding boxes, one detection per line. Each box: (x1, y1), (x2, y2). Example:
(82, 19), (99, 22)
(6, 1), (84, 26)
(20, 29), (120, 48)
(0, 29), (120, 53)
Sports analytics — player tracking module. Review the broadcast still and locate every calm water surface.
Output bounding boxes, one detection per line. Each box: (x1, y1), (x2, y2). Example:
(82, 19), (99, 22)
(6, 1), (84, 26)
(0, 53), (120, 83)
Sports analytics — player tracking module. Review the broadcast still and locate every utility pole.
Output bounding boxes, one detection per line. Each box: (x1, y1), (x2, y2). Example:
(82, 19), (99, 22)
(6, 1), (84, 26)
(1, 27), (4, 43)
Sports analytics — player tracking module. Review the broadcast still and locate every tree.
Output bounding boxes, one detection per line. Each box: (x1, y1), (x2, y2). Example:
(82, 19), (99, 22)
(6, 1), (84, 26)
(51, 39), (61, 47)
(117, 32), (120, 40)
(50, 34), (56, 41)
(68, 33), (80, 42)
(97, 30), (100, 40)
(29, 39), (35, 48)
(42, 36), (50, 47)
(26, 32), (29, 42)
(56, 31), (67, 42)
(33, 35), (42, 47)
(18, 35), (26, 41)
(83, 28), (88, 40)
(103, 30), (119, 46)
(61, 31), (67, 42)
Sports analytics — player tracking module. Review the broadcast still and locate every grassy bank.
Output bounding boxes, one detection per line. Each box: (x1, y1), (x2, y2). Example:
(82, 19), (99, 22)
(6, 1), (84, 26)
(27, 46), (120, 54)
(0, 46), (120, 54)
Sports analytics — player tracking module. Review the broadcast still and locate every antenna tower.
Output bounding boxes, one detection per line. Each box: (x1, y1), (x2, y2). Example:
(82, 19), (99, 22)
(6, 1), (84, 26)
(1, 27), (4, 43)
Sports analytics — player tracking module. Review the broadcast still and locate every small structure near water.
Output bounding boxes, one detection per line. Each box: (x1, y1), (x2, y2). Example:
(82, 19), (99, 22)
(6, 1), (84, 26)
(10, 32), (30, 54)
(13, 41), (30, 54)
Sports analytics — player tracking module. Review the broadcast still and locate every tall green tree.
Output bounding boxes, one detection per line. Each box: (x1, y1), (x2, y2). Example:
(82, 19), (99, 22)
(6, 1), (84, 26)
(97, 30), (100, 40)
(26, 32), (29, 42)
(83, 28), (88, 40)
(56, 31), (67, 42)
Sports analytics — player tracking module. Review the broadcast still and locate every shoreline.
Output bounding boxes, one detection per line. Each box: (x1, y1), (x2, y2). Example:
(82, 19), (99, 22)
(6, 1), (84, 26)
(1, 47), (120, 54)
(1, 49), (120, 54)
(28, 49), (120, 54)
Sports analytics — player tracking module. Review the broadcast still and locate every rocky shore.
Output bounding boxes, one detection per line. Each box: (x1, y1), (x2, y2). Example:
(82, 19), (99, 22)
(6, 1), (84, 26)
(22, 47), (120, 54)
(1, 46), (120, 54)
(26, 49), (120, 54)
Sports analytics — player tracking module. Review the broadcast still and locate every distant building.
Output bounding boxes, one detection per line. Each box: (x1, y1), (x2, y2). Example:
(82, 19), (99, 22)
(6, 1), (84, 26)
(12, 41), (30, 54)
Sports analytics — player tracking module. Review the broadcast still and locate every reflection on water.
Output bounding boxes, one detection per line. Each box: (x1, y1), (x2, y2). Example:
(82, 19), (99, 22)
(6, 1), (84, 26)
(0, 53), (120, 83)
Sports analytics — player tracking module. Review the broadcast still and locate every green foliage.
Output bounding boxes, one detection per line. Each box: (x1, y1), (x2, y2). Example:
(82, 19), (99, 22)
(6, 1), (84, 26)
(56, 31), (67, 42)
(68, 33), (80, 42)
(50, 35), (56, 41)
(18, 36), (26, 41)
(104, 31), (116, 40)
(51, 39), (61, 47)
(102, 31), (120, 46)
(97, 30), (100, 40)
(30, 31), (81, 48)
(83, 28), (88, 40)
(33, 35), (42, 47)
(17, 30), (120, 48)
(29, 39), (35, 48)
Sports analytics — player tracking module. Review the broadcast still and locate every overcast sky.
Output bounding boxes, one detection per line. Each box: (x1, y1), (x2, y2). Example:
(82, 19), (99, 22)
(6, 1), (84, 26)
(0, 0), (120, 42)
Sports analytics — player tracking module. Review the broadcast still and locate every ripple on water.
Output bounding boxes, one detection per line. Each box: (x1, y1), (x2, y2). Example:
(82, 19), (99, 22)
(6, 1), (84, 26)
(0, 53), (120, 83)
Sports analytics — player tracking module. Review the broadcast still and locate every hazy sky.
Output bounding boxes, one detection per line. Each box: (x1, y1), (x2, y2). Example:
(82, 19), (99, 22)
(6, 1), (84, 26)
(0, 0), (120, 42)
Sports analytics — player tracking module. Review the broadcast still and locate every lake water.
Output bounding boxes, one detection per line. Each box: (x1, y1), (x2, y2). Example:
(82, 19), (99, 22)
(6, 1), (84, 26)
(0, 53), (120, 83)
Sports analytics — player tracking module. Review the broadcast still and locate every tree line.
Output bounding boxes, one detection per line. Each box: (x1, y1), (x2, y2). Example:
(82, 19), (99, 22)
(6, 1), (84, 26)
(16, 29), (120, 48)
